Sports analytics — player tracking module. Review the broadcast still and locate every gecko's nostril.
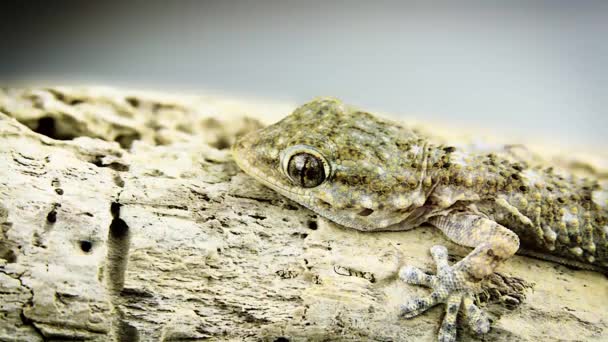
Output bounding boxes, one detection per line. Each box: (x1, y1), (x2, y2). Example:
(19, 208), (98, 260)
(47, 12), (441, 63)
(358, 208), (374, 216)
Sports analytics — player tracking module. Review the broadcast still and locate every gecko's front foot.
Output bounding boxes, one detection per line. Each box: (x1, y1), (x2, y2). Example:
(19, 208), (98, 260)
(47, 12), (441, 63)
(399, 245), (490, 342)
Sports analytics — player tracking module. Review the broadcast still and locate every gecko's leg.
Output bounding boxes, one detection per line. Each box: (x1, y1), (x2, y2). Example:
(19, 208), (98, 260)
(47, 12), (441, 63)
(399, 214), (519, 342)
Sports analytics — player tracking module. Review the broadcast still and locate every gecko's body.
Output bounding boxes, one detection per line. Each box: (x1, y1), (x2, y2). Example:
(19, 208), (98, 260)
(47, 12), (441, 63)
(232, 98), (608, 341)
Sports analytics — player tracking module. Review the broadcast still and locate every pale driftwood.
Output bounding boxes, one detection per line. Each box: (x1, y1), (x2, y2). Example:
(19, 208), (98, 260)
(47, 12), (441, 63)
(0, 87), (606, 341)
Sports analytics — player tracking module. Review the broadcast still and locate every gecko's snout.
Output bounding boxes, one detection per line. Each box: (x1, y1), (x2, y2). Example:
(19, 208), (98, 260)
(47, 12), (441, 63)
(232, 136), (247, 155)
(232, 132), (254, 169)
(233, 129), (253, 149)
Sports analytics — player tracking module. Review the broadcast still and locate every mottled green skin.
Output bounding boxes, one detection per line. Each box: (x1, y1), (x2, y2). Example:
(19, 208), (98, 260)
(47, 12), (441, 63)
(233, 98), (608, 270)
(445, 152), (608, 270)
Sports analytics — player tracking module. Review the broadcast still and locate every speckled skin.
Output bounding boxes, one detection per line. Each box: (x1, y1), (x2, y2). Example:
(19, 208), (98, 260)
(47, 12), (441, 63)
(232, 98), (608, 341)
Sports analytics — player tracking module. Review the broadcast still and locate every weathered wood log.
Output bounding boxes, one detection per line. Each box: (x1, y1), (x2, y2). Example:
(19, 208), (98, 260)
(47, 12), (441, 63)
(0, 87), (606, 341)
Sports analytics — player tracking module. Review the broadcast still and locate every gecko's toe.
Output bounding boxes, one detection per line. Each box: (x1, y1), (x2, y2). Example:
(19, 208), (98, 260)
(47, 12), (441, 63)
(399, 265), (437, 287)
(437, 294), (462, 342)
(463, 294), (490, 334)
(399, 291), (443, 318)
(430, 245), (450, 273)
(438, 325), (457, 342)
(430, 245), (449, 258)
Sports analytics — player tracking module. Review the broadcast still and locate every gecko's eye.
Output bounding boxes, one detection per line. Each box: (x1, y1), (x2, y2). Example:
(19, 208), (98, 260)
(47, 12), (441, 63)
(287, 153), (325, 188)
(281, 145), (330, 188)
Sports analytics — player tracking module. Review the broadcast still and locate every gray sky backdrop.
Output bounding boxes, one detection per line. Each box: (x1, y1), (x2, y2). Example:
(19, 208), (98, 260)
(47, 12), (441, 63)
(2, 1), (607, 147)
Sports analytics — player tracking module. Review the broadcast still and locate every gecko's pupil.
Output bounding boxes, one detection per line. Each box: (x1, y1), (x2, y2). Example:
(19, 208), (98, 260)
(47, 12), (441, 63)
(287, 153), (325, 188)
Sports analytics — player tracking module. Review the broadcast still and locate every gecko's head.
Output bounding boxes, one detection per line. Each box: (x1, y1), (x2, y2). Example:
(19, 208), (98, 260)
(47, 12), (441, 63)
(233, 98), (427, 230)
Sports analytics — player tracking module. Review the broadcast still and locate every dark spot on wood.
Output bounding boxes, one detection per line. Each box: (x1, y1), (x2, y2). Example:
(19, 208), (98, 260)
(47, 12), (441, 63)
(79, 240), (93, 253)
(1, 249), (17, 263)
(34, 117), (56, 139)
(125, 97), (140, 107)
(115, 133), (141, 149)
(443, 146), (456, 153)
(307, 221), (318, 230)
(110, 216), (128, 239)
(30, 116), (79, 141)
(113, 174), (125, 188)
(211, 136), (231, 150)
(110, 202), (129, 239)
(46, 210), (57, 223)
(284, 204), (300, 211)
(358, 208), (374, 216)
(90, 156), (130, 172)
(120, 287), (155, 298)
(116, 320), (139, 342)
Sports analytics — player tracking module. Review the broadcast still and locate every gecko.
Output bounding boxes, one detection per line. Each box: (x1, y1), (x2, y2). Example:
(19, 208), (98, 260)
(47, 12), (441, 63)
(232, 98), (608, 342)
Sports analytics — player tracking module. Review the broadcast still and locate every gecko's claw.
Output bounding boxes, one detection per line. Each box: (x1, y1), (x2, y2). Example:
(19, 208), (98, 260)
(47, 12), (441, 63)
(399, 245), (490, 341)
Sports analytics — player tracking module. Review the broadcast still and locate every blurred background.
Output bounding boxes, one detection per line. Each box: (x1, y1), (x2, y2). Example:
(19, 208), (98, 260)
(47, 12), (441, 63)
(1, 1), (606, 147)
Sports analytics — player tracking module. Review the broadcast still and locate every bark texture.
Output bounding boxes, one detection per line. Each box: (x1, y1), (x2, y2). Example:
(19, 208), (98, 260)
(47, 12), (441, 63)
(0, 87), (606, 341)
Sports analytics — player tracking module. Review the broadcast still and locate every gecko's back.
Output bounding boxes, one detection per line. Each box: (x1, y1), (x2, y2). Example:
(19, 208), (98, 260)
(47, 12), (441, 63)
(436, 150), (608, 271)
